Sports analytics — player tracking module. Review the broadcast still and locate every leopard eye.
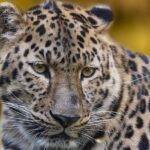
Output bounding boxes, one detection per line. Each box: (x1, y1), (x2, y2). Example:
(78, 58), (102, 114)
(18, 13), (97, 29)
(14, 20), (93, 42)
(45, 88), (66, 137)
(81, 67), (96, 78)
(32, 62), (47, 74)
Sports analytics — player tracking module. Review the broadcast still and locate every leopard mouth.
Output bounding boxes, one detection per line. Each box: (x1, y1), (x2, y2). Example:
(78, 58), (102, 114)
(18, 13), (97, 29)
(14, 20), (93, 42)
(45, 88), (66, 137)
(46, 132), (80, 145)
(34, 132), (81, 150)
(22, 121), (90, 149)
(49, 132), (72, 140)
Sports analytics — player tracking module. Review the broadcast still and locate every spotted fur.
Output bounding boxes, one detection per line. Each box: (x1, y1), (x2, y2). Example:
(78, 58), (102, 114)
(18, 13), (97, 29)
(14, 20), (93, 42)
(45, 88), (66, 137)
(0, 1), (150, 150)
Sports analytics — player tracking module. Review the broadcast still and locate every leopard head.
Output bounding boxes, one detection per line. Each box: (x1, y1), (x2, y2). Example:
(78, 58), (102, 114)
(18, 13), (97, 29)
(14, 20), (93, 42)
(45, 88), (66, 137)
(0, 1), (124, 149)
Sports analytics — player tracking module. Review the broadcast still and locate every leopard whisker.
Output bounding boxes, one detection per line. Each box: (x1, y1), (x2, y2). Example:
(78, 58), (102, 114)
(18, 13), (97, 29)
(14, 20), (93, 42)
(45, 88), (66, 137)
(80, 132), (95, 144)
(124, 74), (150, 84)
(91, 110), (123, 116)
(8, 88), (25, 102)
(4, 118), (35, 124)
(83, 128), (111, 134)
(4, 102), (31, 116)
(88, 118), (115, 123)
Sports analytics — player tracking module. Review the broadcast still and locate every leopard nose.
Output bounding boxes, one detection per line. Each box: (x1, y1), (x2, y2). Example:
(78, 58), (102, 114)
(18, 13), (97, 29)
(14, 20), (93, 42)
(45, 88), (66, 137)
(50, 111), (80, 128)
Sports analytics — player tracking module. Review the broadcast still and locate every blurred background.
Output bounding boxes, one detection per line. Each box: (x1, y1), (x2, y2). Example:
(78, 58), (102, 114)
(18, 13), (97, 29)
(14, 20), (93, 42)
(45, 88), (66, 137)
(0, 0), (149, 54)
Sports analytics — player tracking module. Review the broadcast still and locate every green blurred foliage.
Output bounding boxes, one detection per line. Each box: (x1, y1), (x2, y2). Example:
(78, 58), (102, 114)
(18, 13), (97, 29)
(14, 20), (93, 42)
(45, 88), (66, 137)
(0, 0), (149, 54)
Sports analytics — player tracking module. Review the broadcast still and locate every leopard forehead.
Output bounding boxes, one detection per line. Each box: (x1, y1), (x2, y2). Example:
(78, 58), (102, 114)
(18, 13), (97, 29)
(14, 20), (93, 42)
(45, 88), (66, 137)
(7, 1), (111, 69)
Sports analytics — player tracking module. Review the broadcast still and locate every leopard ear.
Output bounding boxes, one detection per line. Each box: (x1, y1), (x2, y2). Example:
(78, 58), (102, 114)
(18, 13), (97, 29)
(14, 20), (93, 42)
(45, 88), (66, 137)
(0, 2), (26, 43)
(87, 5), (113, 32)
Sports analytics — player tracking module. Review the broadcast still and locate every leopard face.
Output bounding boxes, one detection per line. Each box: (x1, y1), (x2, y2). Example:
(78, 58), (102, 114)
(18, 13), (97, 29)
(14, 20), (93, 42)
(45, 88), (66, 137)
(1, 2), (121, 149)
(0, 1), (126, 150)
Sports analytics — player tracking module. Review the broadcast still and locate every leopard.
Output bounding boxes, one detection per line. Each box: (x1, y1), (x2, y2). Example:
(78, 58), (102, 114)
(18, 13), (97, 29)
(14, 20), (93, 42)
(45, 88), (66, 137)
(0, 0), (150, 150)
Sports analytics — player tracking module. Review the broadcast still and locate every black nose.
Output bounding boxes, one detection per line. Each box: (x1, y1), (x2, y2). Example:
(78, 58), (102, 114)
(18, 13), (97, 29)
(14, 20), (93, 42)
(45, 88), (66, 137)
(50, 111), (80, 128)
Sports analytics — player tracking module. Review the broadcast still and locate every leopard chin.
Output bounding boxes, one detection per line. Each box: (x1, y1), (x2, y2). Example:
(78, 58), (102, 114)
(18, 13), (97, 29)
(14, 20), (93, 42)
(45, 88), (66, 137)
(33, 136), (81, 150)
(20, 126), (82, 150)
